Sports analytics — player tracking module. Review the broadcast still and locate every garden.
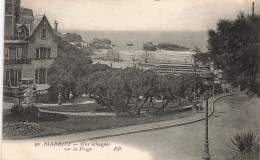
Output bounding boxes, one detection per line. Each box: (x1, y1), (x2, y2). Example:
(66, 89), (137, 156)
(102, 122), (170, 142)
(2, 99), (197, 139)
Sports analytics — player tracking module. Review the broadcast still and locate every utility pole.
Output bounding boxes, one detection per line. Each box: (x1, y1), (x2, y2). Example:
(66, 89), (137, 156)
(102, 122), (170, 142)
(193, 63), (198, 101)
(252, 2), (254, 16)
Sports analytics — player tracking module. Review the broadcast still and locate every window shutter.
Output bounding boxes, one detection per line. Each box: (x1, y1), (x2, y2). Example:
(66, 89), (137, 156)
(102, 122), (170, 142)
(47, 49), (51, 58)
(4, 48), (9, 59)
(35, 70), (39, 83)
(16, 48), (22, 59)
(36, 48), (40, 58)
(18, 70), (22, 82)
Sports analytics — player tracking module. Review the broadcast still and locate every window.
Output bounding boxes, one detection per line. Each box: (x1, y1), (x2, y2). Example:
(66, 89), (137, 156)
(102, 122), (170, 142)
(36, 48), (51, 59)
(5, 3), (12, 15)
(16, 48), (22, 59)
(4, 48), (9, 59)
(36, 48), (40, 58)
(40, 48), (46, 59)
(4, 70), (10, 83)
(17, 70), (22, 83)
(41, 28), (47, 39)
(35, 69), (39, 83)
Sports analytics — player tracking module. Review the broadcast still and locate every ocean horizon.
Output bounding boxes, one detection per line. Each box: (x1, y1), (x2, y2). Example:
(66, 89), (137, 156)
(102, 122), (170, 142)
(61, 30), (209, 52)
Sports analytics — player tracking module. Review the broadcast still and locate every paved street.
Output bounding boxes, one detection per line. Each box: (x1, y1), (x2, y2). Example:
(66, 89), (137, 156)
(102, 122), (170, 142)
(95, 94), (259, 160)
(2, 94), (260, 160)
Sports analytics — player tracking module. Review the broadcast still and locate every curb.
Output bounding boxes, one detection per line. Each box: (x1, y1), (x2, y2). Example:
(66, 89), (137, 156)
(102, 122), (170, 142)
(69, 92), (241, 142)
(39, 108), (116, 116)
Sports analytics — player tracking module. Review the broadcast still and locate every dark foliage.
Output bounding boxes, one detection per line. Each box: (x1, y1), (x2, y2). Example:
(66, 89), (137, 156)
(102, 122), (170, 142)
(193, 13), (260, 96)
(229, 132), (260, 155)
(48, 37), (95, 101)
(84, 67), (206, 114)
(10, 104), (40, 121)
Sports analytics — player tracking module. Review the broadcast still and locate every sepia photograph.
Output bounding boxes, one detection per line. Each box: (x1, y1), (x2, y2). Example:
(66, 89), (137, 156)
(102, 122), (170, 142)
(1, 0), (260, 159)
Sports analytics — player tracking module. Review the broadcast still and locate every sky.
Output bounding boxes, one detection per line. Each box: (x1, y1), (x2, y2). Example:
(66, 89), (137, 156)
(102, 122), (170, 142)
(16, 0), (260, 31)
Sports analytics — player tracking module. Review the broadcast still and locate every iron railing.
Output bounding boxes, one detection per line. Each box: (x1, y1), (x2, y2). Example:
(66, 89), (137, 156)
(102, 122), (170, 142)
(4, 59), (31, 65)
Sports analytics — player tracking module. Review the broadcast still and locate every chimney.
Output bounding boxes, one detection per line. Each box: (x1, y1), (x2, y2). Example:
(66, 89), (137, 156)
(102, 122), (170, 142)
(54, 20), (58, 33)
(252, 2), (255, 16)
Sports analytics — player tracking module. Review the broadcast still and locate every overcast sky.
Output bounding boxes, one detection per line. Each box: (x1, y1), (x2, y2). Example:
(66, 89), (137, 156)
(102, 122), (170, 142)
(20, 0), (260, 31)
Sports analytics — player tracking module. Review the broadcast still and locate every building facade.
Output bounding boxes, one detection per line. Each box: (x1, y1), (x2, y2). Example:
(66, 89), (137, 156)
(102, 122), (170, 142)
(4, 0), (57, 102)
(140, 62), (209, 76)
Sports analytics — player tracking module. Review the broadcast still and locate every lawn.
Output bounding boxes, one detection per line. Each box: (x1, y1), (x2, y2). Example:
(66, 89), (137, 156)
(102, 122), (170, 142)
(2, 97), (198, 139)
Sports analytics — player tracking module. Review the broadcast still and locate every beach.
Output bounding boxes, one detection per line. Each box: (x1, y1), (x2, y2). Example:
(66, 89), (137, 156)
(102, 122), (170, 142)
(92, 49), (196, 68)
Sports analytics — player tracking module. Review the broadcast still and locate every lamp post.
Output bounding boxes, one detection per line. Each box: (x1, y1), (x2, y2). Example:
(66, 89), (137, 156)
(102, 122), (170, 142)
(202, 90), (210, 160)
(201, 68), (214, 160)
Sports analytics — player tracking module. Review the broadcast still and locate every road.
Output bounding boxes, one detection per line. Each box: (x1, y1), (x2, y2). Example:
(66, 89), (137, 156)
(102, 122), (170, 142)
(2, 94), (260, 160)
(97, 95), (260, 160)
(96, 94), (260, 160)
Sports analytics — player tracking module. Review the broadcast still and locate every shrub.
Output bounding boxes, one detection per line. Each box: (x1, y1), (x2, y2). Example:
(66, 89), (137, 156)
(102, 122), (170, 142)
(3, 121), (41, 137)
(229, 132), (260, 155)
(10, 104), (23, 117)
(10, 104), (40, 121)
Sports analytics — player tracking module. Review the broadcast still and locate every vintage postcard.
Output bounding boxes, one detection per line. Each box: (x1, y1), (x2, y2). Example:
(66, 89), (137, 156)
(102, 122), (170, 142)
(1, 0), (260, 159)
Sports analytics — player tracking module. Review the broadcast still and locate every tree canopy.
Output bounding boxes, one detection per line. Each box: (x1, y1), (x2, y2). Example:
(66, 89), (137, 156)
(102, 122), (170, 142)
(83, 67), (205, 114)
(193, 13), (260, 95)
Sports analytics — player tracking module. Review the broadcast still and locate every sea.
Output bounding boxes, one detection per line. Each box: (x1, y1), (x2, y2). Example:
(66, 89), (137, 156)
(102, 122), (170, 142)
(61, 30), (209, 52)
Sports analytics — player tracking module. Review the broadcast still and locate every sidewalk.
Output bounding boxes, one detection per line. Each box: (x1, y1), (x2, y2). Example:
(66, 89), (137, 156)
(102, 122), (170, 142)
(27, 92), (241, 142)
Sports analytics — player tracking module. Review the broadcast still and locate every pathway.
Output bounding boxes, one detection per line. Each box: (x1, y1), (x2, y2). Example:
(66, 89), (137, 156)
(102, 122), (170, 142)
(13, 92), (240, 142)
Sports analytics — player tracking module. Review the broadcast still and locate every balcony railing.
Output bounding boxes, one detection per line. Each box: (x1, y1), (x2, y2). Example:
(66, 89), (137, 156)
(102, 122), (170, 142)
(4, 59), (31, 65)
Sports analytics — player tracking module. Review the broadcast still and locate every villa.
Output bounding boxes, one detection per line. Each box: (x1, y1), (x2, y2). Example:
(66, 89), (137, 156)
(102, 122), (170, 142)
(4, 0), (58, 102)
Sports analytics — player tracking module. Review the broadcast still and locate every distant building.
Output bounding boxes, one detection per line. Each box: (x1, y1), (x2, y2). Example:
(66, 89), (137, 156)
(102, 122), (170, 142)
(136, 50), (209, 75)
(140, 62), (209, 76)
(4, 0), (57, 102)
(18, 7), (34, 32)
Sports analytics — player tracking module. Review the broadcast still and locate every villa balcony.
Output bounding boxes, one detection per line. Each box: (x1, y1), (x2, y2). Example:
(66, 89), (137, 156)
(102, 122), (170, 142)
(4, 59), (31, 65)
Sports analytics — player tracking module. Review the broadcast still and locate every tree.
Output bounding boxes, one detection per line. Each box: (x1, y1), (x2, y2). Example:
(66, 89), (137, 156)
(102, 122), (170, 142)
(86, 67), (160, 114)
(48, 38), (94, 101)
(86, 69), (127, 111)
(120, 67), (144, 111)
(136, 70), (159, 114)
(195, 13), (260, 94)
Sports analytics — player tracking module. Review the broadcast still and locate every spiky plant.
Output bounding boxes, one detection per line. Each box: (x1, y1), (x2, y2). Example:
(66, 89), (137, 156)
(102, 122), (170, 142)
(229, 132), (260, 155)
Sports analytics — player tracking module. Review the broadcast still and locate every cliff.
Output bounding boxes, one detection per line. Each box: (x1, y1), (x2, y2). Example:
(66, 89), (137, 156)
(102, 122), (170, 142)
(57, 37), (92, 55)
(65, 33), (84, 42)
(143, 42), (157, 51)
(90, 38), (112, 49)
(157, 43), (189, 51)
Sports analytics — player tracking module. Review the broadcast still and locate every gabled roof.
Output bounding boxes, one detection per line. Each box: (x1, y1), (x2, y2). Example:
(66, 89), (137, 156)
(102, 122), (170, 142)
(32, 15), (43, 32)
(28, 14), (56, 39)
